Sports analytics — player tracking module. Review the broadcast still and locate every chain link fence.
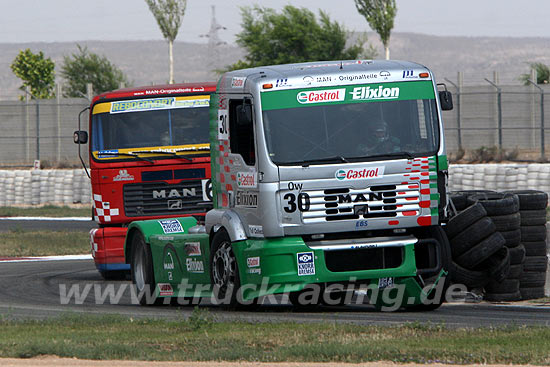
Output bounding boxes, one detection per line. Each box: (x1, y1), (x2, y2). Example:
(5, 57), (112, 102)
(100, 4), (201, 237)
(0, 98), (89, 167)
(2, 79), (550, 166)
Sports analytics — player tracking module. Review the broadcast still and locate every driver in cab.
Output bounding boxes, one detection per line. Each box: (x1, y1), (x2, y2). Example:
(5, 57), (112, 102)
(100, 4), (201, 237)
(359, 119), (400, 155)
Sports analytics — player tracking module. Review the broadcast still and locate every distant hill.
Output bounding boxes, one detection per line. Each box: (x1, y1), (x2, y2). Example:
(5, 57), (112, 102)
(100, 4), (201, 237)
(1, 33), (550, 99)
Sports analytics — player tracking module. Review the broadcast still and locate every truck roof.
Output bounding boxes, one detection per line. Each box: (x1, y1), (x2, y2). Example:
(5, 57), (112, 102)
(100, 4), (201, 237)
(92, 82), (217, 104)
(218, 60), (432, 94)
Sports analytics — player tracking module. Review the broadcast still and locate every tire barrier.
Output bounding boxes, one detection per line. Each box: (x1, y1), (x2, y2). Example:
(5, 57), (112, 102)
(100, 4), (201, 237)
(447, 189), (548, 301)
(0, 169), (91, 206)
(507, 190), (549, 300)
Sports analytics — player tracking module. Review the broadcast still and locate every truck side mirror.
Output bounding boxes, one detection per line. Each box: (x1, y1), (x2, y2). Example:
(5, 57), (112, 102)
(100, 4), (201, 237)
(74, 130), (88, 144)
(438, 90), (453, 111)
(236, 104), (252, 125)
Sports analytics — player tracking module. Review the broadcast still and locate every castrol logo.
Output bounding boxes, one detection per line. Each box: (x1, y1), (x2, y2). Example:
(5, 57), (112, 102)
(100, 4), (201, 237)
(335, 166), (385, 181)
(297, 88), (345, 104)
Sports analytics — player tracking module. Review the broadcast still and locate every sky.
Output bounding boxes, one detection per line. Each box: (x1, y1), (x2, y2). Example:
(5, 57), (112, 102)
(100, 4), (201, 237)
(1, 0), (549, 44)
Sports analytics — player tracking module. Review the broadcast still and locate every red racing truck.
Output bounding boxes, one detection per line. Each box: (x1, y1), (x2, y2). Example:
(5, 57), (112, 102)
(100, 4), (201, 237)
(74, 83), (216, 279)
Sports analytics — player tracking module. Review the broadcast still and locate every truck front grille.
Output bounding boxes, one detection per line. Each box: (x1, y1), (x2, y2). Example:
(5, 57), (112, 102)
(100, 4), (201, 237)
(123, 180), (211, 217)
(324, 246), (404, 272)
(302, 183), (421, 224)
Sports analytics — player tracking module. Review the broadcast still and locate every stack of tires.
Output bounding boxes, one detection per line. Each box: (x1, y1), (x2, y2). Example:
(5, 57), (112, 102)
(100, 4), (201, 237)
(445, 195), (507, 291)
(507, 190), (548, 300)
(467, 193), (523, 301)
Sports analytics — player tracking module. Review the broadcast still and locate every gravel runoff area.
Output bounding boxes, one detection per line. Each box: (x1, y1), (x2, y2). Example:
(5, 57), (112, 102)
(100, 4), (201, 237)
(0, 359), (543, 367)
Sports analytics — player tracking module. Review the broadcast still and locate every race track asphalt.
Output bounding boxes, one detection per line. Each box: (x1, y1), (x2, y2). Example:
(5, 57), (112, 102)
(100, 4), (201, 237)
(1, 258), (550, 327)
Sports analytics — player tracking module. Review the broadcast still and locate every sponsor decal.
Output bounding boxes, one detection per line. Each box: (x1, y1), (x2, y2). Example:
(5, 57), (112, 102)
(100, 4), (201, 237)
(153, 188), (198, 199)
(235, 191), (258, 208)
(275, 78), (289, 87)
(303, 76), (314, 85)
(337, 191), (384, 203)
(157, 236), (174, 241)
(202, 179), (213, 201)
(158, 219), (184, 234)
(110, 97), (174, 113)
(248, 225), (263, 236)
(247, 257), (260, 268)
(173, 98), (209, 108)
(158, 283), (174, 296)
(163, 252), (175, 270)
(186, 258), (204, 273)
(335, 166), (385, 181)
(98, 149), (118, 158)
(338, 73), (377, 82)
(355, 220), (368, 228)
(378, 277), (394, 289)
(113, 169), (134, 182)
(349, 85), (400, 101)
(237, 172), (257, 188)
(247, 268), (261, 275)
(402, 70), (417, 79)
(297, 252), (315, 276)
(380, 71), (391, 79)
(297, 88), (345, 104)
(231, 77), (246, 88)
(185, 242), (202, 256)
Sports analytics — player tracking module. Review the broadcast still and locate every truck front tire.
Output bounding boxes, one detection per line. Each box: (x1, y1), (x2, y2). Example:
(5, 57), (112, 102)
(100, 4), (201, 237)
(131, 232), (162, 306)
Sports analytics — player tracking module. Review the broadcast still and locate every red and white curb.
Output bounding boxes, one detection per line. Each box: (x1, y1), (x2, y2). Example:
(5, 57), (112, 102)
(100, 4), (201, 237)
(0, 254), (92, 263)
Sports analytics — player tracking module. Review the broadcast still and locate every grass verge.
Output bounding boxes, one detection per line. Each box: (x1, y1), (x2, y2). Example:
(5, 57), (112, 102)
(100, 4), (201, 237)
(0, 311), (549, 364)
(0, 205), (91, 218)
(0, 230), (89, 256)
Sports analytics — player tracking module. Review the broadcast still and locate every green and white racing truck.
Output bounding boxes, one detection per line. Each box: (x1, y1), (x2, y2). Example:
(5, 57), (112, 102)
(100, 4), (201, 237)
(124, 60), (454, 310)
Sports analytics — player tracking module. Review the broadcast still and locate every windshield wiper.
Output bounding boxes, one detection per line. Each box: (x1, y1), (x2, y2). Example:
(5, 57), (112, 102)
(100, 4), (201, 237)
(96, 151), (154, 163)
(363, 151), (415, 160)
(300, 156), (349, 167)
(128, 150), (192, 162)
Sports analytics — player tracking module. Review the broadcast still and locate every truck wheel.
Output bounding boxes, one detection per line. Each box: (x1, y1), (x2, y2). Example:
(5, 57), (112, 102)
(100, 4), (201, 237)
(131, 232), (162, 306)
(409, 226), (453, 311)
(210, 230), (241, 307)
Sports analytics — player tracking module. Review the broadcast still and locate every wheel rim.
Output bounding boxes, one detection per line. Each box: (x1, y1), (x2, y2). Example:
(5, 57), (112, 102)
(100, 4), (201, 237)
(211, 241), (236, 294)
(134, 245), (146, 292)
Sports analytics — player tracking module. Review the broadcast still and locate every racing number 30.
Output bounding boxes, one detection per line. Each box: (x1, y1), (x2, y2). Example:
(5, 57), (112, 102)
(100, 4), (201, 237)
(284, 193), (310, 213)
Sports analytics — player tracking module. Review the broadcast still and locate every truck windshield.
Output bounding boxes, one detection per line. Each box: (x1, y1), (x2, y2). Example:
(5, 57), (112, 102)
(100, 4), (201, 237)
(91, 96), (209, 153)
(262, 85), (439, 165)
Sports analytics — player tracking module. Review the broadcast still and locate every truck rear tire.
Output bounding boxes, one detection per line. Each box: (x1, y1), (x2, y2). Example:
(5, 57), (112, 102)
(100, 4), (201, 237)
(131, 232), (163, 306)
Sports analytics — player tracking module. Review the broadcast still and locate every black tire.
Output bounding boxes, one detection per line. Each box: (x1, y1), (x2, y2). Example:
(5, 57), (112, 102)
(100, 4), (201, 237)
(480, 246), (510, 283)
(485, 278), (520, 294)
(408, 226), (453, 311)
(523, 241), (548, 256)
(489, 213), (521, 232)
(451, 261), (490, 289)
(505, 190), (548, 210)
(519, 271), (546, 288)
(455, 232), (505, 269)
(449, 216), (495, 257)
(444, 203), (487, 239)
(520, 209), (548, 226)
(449, 193), (469, 212)
(484, 291), (521, 302)
(508, 264), (523, 279)
(466, 193), (519, 216)
(520, 225), (547, 242)
(500, 229), (522, 248)
(509, 244), (526, 265)
(210, 230), (241, 307)
(520, 287), (546, 300)
(131, 231), (163, 306)
(523, 256), (548, 272)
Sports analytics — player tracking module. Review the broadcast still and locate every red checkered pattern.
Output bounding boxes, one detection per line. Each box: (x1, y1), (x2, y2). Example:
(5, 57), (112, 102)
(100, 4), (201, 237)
(93, 194), (119, 222)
